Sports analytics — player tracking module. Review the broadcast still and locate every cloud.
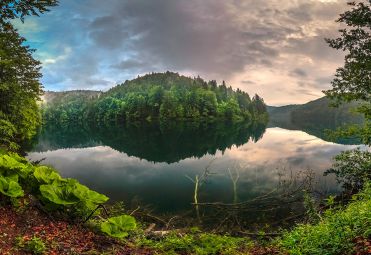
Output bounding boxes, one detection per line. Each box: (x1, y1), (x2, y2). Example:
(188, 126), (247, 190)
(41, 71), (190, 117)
(14, 0), (349, 104)
(290, 68), (308, 77)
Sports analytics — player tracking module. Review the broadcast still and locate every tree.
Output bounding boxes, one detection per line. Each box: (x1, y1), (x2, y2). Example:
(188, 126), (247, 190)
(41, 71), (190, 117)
(0, 0), (58, 22)
(0, 0), (58, 149)
(324, 1), (371, 192)
(324, 0), (370, 145)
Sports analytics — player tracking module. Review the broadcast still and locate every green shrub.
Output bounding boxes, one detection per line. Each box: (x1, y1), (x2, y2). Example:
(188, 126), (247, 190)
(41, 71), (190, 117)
(278, 183), (371, 255)
(100, 214), (137, 238)
(324, 148), (371, 191)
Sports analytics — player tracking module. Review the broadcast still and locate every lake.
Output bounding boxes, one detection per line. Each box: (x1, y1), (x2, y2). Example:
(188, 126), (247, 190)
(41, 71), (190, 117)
(26, 121), (364, 231)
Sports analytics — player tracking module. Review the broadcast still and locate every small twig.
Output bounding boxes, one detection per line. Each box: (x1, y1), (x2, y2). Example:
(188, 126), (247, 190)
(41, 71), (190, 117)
(31, 157), (46, 165)
(144, 223), (156, 233)
(166, 215), (179, 229)
(130, 206), (140, 216)
(83, 204), (109, 224)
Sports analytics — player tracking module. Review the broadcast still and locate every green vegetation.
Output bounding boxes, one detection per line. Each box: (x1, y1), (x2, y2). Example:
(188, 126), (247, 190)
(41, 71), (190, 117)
(278, 182), (371, 255)
(42, 72), (268, 125)
(136, 231), (250, 255)
(323, 1), (370, 145)
(325, 148), (371, 192)
(100, 215), (137, 239)
(0, 152), (109, 217)
(16, 236), (46, 255)
(0, 0), (57, 150)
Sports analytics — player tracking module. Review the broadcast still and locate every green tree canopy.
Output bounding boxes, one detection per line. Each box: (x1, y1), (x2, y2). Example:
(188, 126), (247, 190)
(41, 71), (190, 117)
(324, 0), (370, 145)
(0, 0), (58, 23)
(0, 0), (57, 149)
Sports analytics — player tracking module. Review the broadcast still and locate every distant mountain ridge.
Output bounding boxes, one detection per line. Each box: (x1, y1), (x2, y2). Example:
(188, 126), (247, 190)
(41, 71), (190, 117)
(267, 96), (364, 144)
(267, 97), (363, 126)
(41, 90), (102, 105)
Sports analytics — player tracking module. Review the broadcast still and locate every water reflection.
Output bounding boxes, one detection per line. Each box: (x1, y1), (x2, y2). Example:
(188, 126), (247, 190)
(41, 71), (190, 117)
(26, 122), (363, 230)
(29, 121), (267, 163)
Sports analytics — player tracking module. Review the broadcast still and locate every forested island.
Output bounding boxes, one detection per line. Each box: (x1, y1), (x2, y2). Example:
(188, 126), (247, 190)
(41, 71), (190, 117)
(42, 72), (268, 125)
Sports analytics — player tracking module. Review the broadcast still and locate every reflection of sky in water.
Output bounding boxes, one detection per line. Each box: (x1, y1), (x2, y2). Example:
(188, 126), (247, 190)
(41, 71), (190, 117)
(27, 128), (363, 214)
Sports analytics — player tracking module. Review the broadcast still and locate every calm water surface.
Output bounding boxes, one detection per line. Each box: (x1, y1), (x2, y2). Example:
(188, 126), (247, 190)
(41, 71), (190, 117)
(26, 121), (364, 230)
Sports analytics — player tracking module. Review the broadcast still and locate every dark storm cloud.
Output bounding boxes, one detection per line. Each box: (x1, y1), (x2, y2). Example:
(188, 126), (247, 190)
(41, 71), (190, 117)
(15, 0), (349, 104)
(291, 68), (308, 77)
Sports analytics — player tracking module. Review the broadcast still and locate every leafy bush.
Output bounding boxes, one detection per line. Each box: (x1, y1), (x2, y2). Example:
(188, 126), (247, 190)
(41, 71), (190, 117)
(324, 148), (371, 191)
(100, 215), (137, 238)
(278, 182), (371, 255)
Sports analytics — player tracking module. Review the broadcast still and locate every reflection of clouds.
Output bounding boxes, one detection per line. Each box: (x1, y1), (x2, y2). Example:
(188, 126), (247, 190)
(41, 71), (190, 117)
(225, 128), (359, 170)
(27, 128), (363, 213)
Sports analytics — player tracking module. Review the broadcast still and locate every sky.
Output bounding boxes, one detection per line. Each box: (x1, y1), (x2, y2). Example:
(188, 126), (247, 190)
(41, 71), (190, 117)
(13, 0), (350, 106)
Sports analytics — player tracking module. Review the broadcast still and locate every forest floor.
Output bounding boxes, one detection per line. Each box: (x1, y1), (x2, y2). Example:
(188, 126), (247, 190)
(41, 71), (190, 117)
(1, 205), (369, 255)
(0, 205), (285, 255)
(0, 205), (152, 255)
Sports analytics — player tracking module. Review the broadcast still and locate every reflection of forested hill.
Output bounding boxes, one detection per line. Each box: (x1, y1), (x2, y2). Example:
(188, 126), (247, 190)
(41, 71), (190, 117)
(267, 97), (364, 144)
(28, 121), (267, 163)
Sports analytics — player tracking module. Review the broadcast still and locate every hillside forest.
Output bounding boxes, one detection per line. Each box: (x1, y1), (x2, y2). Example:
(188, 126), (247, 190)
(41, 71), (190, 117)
(41, 72), (268, 126)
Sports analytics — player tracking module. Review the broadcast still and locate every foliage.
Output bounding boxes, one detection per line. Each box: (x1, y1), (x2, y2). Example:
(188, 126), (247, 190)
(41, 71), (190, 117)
(33, 166), (62, 184)
(278, 182), (371, 255)
(0, 152), (109, 218)
(0, 0), (58, 23)
(0, 1), (57, 150)
(42, 72), (268, 125)
(303, 192), (321, 224)
(324, 1), (370, 104)
(0, 22), (42, 149)
(324, 148), (371, 192)
(137, 231), (250, 255)
(100, 215), (137, 239)
(16, 236), (47, 255)
(0, 175), (24, 198)
(324, 0), (371, 145)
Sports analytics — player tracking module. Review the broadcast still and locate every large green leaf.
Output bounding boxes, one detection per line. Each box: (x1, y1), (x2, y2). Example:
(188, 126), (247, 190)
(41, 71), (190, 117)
(0, 154), (33, 179)
(100, 215), (137, 238)
(39, 178), (108, 207)
(0, 175), (24, 198)
(39, 180), (80, 205)
(72, 182), (109, 204)
(34, 166), (62, 184)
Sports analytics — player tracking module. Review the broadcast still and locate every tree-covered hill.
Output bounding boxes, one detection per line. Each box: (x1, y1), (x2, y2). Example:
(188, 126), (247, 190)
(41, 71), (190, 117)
(43, 72), (268, 124)
(267, 96), (364, 143)
(268, 96), (363, 126)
